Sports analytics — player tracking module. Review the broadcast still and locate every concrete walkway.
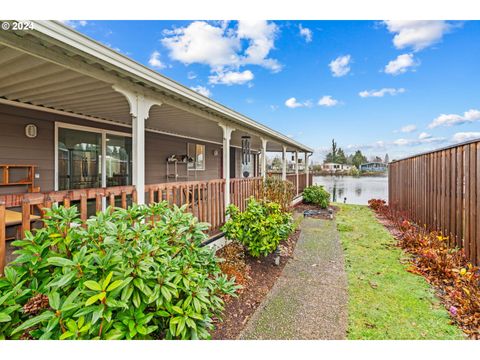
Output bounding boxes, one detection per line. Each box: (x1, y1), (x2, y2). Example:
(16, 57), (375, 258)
(239, 217), (348, 339)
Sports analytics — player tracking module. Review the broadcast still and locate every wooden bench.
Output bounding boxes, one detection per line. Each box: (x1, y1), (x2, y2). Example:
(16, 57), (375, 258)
(5, 209), (41, 240)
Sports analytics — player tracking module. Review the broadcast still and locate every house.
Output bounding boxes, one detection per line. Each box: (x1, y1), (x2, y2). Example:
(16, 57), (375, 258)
(0, 21), (313, 267)
(322, 163), (353, 173)
(359, 162), (388, 172)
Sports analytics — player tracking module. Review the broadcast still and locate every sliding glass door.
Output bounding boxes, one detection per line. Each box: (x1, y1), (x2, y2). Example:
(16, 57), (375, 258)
(106, 134), (132, 187)
(57, 126), (132, 191)
(58, 128), (102, 190)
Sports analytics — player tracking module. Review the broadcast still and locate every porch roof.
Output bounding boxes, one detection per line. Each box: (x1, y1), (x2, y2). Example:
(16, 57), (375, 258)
(0, 20), (313, 153)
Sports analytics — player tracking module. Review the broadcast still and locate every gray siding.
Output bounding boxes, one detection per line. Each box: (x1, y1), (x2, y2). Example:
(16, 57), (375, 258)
(0, 104), (226, 195)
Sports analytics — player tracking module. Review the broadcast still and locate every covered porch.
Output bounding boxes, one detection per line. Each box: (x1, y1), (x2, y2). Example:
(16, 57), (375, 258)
(0, 21), (313, 273)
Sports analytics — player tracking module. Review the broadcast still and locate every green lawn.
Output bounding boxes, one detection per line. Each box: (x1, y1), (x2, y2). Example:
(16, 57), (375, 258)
(336, 204), (464, 340)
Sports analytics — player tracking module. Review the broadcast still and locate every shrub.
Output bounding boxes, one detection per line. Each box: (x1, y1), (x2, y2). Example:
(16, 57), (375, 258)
(0, 203), (238, 340)
(260, 177), (295, 212)
(367, 198), (387, 211)
(222, 198), (295, 258)
(303, 185), (330, 209)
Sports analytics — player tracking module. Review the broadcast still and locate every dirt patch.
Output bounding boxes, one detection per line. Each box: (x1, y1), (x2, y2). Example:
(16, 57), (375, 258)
(294, 203), (339, 220)
(212, 229), (301, 340)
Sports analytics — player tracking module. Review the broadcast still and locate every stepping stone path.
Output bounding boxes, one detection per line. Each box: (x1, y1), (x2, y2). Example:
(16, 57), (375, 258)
(240, 217), (348, 339)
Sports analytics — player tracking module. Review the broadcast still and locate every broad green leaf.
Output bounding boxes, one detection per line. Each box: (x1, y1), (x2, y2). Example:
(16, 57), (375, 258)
(12, 311), (54, 335)
(106, 280), (123, 292)
(85, 294), (100, 306)
(102, 272), (113, 290)
(0, 312), (11, 323)
(59, 331), (74, 340)
(84, 280), (102, 291)
(48, 292), (61, 310)
(47, 257), (75, 267)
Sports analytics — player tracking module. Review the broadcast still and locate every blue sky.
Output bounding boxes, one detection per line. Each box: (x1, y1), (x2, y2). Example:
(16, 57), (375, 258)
(66, 20), (480, 162)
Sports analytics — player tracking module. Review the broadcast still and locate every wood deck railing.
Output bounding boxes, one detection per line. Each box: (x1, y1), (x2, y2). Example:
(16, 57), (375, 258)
(0, 177), (268, 274)
(0, 185), (137, 275)
(389, 139), (480, 265)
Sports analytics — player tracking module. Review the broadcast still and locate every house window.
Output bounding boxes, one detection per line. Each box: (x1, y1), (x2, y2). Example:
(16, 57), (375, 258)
(187, 143), (205, 170)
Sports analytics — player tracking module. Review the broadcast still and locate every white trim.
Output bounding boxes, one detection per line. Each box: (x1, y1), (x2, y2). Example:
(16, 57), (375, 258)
(1, 98), (269, 151)
(54, 121), (131, 191)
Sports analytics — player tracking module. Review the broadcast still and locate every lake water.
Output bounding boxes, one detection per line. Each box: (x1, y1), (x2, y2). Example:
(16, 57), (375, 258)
(313, 175), (388, 205)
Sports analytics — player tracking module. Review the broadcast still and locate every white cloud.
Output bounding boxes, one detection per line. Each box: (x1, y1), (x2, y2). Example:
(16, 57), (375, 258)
(285, 97), (314, 109)
(318, 95), (339, 107)
(60, 20), (88, 29)
(161, 20), (281, 84)
(187, 71), (197, 80)
(148, 51), (166, 69)
(208, 70), (254, 85)
(329, 55), (351, 77)
(428, 109), (480, 128)
(285, 97), (303, 109)
(190, 85), (212, 98)
(384, 53), (418, 75)
(418, 132), (431, 140)
(400, 124), (417, 133)
(270, 105), (279, 111)
(393, 136), (445, 146)
(299, 24), (313, 42)
(359, 87), (405, 98)
(452, 132), (480, 143)
(384, 20), (452, 52)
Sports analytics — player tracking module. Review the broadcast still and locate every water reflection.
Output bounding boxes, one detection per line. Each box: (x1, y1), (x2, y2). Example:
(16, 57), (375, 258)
(313, 176), (388, 205)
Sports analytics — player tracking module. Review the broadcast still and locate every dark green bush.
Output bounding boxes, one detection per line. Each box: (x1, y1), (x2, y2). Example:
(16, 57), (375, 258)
(222, 198), (295, 258)
(303, 185), (330, 209)
(0, 203), (238, 340)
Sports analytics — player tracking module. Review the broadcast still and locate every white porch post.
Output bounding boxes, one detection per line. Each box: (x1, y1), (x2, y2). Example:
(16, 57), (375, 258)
(219, 123), (234, 210)
(261, 138), (268, 180)
(295, 150), (299, 195)
(112, 86), (162, 205)
(282, 145), (287, 181)
(132, 108), (146, 204)
(305, 152), (310, 187)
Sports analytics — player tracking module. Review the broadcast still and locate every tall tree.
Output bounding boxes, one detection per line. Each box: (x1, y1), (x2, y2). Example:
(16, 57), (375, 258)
(331, 139), (337, 163)
(351, 150), (367, 168)
(336, 148), (347, 164)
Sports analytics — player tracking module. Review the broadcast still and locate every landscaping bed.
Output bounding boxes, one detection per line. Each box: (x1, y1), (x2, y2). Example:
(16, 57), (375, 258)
(212, 228), (301, 339)
(294, 203), (338, 219)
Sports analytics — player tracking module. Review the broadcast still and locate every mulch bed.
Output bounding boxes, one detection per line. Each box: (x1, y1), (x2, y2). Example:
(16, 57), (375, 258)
(212, 228), (301, 340)
(293, 203), (339, 219)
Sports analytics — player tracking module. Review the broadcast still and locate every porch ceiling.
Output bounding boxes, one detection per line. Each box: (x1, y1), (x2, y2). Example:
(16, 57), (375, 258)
(0, 44), (132, 125)
(0, 40), (305, 153)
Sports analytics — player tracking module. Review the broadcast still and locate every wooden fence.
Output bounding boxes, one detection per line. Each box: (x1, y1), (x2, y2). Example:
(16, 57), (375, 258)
(389, 139), (480, 264)
(268, 172), (312, 196)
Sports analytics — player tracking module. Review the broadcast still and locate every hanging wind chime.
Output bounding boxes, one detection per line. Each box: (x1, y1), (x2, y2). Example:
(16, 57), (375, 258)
(241, 136), (251, 165)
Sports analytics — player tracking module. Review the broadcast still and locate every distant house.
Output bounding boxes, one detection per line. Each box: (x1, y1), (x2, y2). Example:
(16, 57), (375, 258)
(322, 162), (353, 173)
(359, 162), (388, 172)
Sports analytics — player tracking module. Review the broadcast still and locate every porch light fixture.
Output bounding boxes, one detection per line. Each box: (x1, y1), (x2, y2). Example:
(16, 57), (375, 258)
(213, 149), (219, 157)
(241, 136), (251, 165)
(25, 124), (37, 138)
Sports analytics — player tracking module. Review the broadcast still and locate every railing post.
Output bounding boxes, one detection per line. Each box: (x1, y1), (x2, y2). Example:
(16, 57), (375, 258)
(0, 201), (5, 276)
(305, 152), (310, 187)
(261, 138), (268, 180)
(295, 150), (299, 196)
(21, 198), (31, 236)
(282, 145), (287, 181)
(219, 123), (234, 213)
